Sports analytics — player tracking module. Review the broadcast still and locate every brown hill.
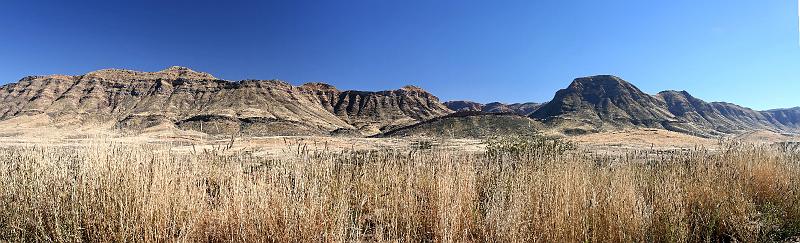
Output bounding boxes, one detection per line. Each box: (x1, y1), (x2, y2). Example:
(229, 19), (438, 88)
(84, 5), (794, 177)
(3, 68), (798, 138)
(531, 75), (678, 132)
(0, 67), (452, 136)
(301, 84), (451, 134)
(655, 91), (800, 136)
(762, 107), (800, 131)
(656, 91), (779, 136)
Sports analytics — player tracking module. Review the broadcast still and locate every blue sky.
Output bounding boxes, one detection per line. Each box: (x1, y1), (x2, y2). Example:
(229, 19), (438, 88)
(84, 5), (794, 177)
(0, 0), (798, 110)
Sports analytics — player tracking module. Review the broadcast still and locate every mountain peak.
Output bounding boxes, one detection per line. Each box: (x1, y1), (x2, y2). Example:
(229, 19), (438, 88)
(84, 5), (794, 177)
(531, 75), (675, 129)
(443, 100), (542, 115)
(156, 66), (217, 79)
(578, 74), (624, 80)
(400, 85), (426, 92)
(658, 90), (694, 98)
(161, 66), (193, 72)
(85, 66), (217, 81)
(568, 75), (628, 89)
(300, 82), (338, 91)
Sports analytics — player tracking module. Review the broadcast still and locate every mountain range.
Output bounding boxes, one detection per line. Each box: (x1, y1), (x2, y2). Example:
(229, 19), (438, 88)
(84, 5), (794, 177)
(530, 75), (800, 136)
(443, 101), (541, 116)
(1, 67), (797, 138)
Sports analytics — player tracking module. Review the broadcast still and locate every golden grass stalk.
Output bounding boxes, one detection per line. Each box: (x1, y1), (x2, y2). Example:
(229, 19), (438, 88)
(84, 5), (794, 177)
(1, 140), (799, 242)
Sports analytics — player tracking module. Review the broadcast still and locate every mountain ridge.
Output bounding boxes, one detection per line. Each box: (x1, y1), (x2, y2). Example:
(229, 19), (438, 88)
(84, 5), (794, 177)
(2, 67), (798, 138)
(529, 75), (800, 136)
(444, 101), (542, 116)
(0, 66), (452, 136)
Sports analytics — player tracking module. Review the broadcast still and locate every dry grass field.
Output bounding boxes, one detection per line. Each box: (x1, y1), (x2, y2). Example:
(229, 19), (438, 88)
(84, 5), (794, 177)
(2, 132), (800, 242)
(4, 1), (800, 241)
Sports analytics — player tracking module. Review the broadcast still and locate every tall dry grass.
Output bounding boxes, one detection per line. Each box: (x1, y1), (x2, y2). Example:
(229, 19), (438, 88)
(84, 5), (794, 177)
(1, 138), (799, 242)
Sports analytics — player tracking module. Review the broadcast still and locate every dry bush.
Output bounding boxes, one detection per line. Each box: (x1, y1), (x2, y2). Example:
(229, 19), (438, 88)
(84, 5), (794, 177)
(1, 139), (800, 242)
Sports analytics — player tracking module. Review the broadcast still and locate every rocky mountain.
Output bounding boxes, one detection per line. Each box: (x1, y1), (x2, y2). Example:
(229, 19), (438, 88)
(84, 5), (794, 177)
(444, 101), (541, 115)
(763, 107), (800, 130)
(3, 67), (798, 138)
(0, 66), (452, 136)
(532, 75), (800, 136)
(301, 84), (451, 134)
(485, 102), (542, 115)
(655, 91), (776, 135)
(531, 75), (677, 130)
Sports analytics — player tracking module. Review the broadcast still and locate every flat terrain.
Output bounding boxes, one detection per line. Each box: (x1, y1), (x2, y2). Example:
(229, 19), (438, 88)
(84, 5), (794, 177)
(0, 114), (488, 158)
(0, 114), (796, 158)
(4, 116), (800, 242)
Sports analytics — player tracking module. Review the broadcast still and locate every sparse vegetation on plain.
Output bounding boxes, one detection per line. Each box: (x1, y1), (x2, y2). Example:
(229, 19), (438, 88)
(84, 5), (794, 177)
(2, 137), (800, 242)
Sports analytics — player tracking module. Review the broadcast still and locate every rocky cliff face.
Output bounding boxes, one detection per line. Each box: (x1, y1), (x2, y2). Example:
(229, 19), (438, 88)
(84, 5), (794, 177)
(0, 67), (452, 136)
(4, 68), (798, 138)
(532, 75), (800, 136)
(300, 84), (452, 134)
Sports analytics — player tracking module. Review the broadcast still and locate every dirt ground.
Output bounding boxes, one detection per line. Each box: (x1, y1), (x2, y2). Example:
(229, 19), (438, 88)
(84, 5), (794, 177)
(0, 114), (797, 158)
(0, 115), (486, 158)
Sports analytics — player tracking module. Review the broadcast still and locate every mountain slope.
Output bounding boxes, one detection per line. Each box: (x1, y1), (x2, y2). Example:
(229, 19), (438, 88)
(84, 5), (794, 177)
(0, 67), (452, 136)
(531, 75), (677, 130)
(763, 107), (800, 130)
(299, 84), (452, 134)
(3, 68), (799, 138)
(656, 91), (781, 135)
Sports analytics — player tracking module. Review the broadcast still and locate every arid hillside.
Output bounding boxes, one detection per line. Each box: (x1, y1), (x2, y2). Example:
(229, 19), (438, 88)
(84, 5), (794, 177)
(0, 66), (452, 136)
(1, 68), (799, 139)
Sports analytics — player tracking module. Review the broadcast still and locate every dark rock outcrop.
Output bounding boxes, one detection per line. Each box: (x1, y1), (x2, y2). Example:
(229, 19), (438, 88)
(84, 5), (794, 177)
(380, 111), (543, 138)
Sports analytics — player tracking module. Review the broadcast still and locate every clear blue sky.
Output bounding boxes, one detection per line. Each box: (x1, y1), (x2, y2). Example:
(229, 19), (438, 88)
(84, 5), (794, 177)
(1, 0), (798, 110)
